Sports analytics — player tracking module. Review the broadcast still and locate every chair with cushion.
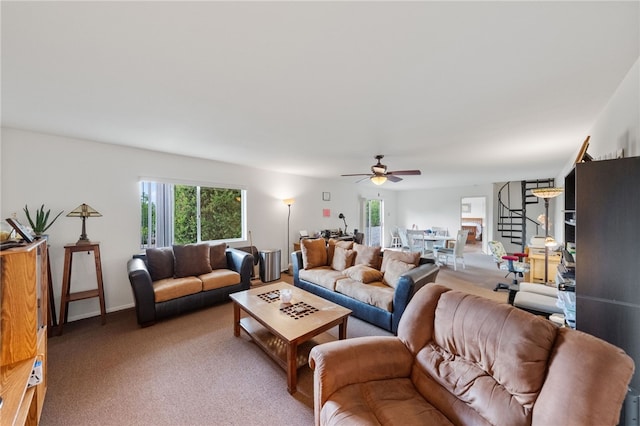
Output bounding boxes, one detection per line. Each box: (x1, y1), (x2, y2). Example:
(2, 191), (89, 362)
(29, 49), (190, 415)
(406, 229), (430, 255)
(310, 284), (634, 426)
(488, 240), (529, 291)
(435, 229), (468, 271)
(430, 226), (449, 250)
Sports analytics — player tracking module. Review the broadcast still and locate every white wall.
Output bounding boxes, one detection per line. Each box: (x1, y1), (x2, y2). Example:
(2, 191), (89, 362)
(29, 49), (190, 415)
(554, 57), (640, 243)
(396, 184), (494, 254)
(0, 128), (398, 321)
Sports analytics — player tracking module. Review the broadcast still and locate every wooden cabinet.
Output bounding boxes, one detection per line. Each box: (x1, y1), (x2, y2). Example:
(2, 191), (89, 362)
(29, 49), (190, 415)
(525, 251), (561, 284)
(573, 157), (640, 393)
(1, 239), (48, 425)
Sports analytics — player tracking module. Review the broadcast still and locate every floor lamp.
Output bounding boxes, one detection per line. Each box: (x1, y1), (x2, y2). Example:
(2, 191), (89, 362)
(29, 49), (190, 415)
(283, 198), (295, 273)
(531, 188), (563, 284)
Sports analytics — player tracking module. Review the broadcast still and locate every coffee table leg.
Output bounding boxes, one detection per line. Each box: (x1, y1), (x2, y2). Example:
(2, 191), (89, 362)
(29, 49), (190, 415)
(338, 317), (348, 340)
(233, 303), (241, 337)
(287, 342), (298, 394)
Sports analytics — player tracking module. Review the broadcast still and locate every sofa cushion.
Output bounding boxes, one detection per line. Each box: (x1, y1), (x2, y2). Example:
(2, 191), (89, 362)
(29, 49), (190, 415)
(200, 269), (241, 291)
(146, 247), (175, 281)
(383, 259), (416, 289)
(153, 276), (203, 302)
(209, 242), (228, 270)
(381, 250), (421, 273)
(336, 278), (394, 312)
(413, 291), (557, 426)
(173, 243), (213, 278)
(320, 378), (454, 426)
(353, 243), (381, 269)
(301, 238), (328, 269)
(299, 267), (344, 291)
(331, 246), (356, 271)
(343, 264), (384, 284)
(327, 239), (354, 265)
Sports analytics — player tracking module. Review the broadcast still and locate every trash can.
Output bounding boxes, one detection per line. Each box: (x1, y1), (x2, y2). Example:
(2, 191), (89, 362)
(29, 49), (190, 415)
(259, 249), (281, 282)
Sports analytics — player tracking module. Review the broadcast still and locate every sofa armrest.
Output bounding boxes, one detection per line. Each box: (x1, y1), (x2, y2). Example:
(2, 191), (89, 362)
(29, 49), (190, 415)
(226, 247), (253, 290)
(309, 336), (413, 426)
(292, 250), (303, 284)
(391, 263), (440, 333)
(127, 257), (157, 326)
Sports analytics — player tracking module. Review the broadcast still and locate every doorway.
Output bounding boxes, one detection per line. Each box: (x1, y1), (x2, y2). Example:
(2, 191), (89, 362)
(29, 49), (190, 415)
(460, 196), (486, 252)
(364, 199), (384, 247)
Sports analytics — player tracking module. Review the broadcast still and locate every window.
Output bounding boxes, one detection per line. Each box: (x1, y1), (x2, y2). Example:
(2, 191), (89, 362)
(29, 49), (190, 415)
(140, 180), (245, 248)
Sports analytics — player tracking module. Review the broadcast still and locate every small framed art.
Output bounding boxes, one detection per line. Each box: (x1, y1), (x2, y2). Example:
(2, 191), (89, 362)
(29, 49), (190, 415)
(5, 218), (34, 243)
(322, 192), (331, 201)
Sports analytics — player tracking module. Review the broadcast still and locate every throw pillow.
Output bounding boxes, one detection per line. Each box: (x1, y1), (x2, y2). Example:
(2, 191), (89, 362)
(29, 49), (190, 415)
(380, 250), (421, 273)
(209, 242), (228, 270)
(173, 243), (213, 278)
(343, 264), (384, 284)
(301, 238), (328, 269)
(383, 259), (416, 289)
(353, 243), (382, 269)
(331, 246), (356, 271)
(146, 247), (175, 281)
(327, 239), (354, 265)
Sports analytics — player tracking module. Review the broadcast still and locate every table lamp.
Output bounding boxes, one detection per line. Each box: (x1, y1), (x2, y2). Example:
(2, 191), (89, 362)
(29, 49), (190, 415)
(531, 188), (563, 283)
(67, 203), (102, 244)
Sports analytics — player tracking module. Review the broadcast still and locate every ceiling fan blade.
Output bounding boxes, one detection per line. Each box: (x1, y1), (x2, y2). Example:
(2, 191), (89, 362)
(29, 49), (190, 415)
(387, 175), (403, 182)
(387, 170), (421, 176)
(341, 173), (372, 177)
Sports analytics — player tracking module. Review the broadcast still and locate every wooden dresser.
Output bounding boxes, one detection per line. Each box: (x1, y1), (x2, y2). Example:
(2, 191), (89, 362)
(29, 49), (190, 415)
(1, 239), (48, 425)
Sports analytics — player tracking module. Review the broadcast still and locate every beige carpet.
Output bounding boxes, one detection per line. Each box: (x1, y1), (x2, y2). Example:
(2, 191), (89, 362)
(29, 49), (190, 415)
(42, 245), (506, 426)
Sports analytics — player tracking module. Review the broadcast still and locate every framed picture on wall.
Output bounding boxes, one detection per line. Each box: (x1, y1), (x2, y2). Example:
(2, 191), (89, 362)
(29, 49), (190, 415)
(322, 192), (331, 201)
(461, 203), (471, 213)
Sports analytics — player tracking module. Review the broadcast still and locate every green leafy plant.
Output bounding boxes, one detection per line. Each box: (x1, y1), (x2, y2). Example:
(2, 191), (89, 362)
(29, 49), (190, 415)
(23, 204), (64, 236)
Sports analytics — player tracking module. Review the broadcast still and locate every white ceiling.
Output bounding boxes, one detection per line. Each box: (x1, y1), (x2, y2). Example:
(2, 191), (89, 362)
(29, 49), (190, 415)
(2, 1), (639, 190)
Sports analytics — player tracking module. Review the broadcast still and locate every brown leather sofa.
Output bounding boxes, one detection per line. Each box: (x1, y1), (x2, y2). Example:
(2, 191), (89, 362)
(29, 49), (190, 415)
(310, 284), (634, 426)
(127, 243), (253, 326)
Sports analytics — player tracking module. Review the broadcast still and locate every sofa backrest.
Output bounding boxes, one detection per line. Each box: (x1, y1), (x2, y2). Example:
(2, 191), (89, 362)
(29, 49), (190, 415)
(397, 284), (634, 426)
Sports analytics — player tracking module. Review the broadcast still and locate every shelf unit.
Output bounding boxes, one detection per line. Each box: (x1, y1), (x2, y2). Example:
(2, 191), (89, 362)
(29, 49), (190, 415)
(572, 157), (640, 395)
(563, 167), (576, 247)
(1, 239), (48, 425)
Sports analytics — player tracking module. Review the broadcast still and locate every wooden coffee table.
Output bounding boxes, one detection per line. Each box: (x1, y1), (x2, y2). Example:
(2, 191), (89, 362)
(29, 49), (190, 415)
(230, 282), (351, 394)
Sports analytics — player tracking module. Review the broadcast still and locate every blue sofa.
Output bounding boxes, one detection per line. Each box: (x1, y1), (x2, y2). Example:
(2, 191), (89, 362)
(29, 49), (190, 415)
(292, 250), (439, 334)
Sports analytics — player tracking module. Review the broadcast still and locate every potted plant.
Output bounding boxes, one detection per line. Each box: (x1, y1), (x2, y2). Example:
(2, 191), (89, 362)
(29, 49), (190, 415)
(23, 204), (64, 238)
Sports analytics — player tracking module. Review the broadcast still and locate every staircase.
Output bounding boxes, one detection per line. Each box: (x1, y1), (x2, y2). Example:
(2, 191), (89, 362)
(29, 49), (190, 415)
(497, 179), (555, 251)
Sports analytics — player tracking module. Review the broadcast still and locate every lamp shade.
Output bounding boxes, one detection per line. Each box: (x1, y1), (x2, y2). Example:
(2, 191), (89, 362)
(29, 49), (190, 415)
(66, 203), (102, 218)
(531, 188), (563, 199)
(283, 198), (295, 206)
(370, 175), (387, 185)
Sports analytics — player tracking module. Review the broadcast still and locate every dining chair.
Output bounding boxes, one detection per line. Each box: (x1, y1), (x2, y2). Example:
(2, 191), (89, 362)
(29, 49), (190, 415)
(406, 229), (430, 255)
(435, 229), (468, 271)
(390, 227), (402, 248)
(397, 228), (411, 251)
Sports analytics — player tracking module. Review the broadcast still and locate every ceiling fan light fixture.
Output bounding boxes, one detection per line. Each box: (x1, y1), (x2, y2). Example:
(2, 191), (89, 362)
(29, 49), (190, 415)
(370, 175), (387, 185)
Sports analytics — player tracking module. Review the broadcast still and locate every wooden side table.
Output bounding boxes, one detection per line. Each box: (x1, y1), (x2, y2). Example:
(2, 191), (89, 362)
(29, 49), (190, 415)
(58, 242), (106, 334)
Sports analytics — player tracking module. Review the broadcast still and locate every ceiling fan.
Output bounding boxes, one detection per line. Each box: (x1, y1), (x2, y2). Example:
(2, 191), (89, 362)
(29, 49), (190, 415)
(341, 155), (421, 185)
